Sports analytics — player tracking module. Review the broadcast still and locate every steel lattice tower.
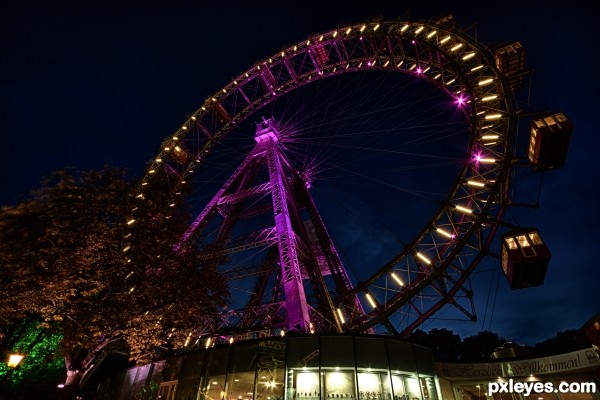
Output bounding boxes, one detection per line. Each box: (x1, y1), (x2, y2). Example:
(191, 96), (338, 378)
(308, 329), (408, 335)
(177, 118), (364, 335)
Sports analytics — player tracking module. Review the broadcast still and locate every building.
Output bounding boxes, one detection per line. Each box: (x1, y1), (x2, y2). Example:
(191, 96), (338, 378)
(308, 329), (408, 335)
(436, 347), (600, 400)
(90, 334), (442, 400)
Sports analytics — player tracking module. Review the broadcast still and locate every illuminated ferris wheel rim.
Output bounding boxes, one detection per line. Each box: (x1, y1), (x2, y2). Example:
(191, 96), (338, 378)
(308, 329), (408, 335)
(136, 17), (516, 334)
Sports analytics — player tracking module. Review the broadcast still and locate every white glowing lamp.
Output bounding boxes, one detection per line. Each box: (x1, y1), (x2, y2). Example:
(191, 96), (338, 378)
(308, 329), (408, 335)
(7, 354), (24, 368)
(365, 292), (378, 308)
(416, 252), (432, 265)
(390, 272), (404, 286)
(336, 308), (346, 324)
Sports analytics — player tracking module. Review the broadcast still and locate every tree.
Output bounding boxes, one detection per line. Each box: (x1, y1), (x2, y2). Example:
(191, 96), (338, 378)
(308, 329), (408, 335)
(0, 166), (228, 398)
(407, 328), (462, 361)
(533, 329), (588, 356)
(460, 330), (507, 362)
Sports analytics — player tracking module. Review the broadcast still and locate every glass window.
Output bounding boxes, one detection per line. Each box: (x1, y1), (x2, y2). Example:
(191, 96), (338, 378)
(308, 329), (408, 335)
(287, 337), (320, 400)
(178, 377), (205, 400)
(118, 366), (147, 400)
(404, 376), (422, 400)
(528, 232), (542, 245)
(419, 377), (438, 400)
(229, 344), (258, 400)
(355, 337), (388, 369)
(517, 235), (530, 248)
(413, 346), (435, 376)
(177, 352), (205, 399)
(321, 336), (355, 368)
(199, 347), (230, 400)
(287, 337), (320, 368)
(288, 368), (321, 400)
(257, 340), (285, 400)
(324, 370), (356, 400)
(390, 374), (406, 400)
(357, 370), (392, 400)
(130, 364), (153, 398)
(455, 383), (486, 400)
(505, 237), (518, 250)
(386, 341), (416, 373)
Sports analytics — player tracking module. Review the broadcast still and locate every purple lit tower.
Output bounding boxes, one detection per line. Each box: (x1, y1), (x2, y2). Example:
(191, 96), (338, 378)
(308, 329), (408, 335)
(177, 118), (364, 335)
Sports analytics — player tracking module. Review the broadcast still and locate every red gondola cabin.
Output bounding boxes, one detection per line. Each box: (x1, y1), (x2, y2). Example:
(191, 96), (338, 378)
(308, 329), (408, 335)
(495, 42), (526, 91)
(528, 112), (573, 171)
(501, 228), (551, 289)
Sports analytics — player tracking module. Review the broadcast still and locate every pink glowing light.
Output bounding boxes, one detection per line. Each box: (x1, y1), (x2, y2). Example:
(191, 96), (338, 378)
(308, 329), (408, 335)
(411, 39), (416, 44)
(456, 95), (466, 106)
(473, 152), (483, 163)
(416, 67), (422, 74)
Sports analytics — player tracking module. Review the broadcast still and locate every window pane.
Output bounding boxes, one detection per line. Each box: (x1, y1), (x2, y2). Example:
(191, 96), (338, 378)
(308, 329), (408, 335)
(419, 377), (438, 400)
(355, 337), (388, 369)
(287, 337), (320, 368)
(390, 374), (405, 400)
(357, 371), (392, 400)
(529, 232), (542, 245)
(321, 336), (355, 368)
(505, 237), (517, 250)
(292, 370), (321, 400)
(199, 347), (230, 400)
(517, 235), (530, 247)
(404, 376), (421, 400)
(229, 344), (258, 400)
(257, 340), (285, 400)
(386, 341), (416, 373)
(324, 371), (356, 400)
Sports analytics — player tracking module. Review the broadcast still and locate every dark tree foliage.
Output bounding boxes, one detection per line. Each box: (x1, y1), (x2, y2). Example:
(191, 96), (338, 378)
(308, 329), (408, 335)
(408, 328), (509, 362)
(0, 166), (228, 396)
(459, 330), (507, 362)
(408, 328), (462, 362)
(532, 329), (589, 356)
(409, 327), (592, 363)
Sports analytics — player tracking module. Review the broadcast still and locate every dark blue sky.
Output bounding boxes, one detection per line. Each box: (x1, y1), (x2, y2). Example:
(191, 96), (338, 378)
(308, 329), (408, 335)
(2, 1), (598, 345)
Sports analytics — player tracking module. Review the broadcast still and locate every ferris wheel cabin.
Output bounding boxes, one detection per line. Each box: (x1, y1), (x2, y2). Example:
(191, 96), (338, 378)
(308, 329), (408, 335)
(528, 112), (574, 171)
(495, 42), (526, 91)
(501, 228), (551, 289)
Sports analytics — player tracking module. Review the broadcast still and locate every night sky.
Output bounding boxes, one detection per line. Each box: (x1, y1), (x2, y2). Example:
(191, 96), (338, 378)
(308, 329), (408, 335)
(2, 1), (599, 345)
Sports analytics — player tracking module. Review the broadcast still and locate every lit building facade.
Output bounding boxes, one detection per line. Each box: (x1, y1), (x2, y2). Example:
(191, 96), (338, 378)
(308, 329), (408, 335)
(95, 335), (441, 400)
(435, 347), (600, 400)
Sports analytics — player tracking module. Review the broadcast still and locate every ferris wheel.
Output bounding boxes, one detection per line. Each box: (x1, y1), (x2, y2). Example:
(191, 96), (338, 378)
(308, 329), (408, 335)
(128, 15), (571, 341)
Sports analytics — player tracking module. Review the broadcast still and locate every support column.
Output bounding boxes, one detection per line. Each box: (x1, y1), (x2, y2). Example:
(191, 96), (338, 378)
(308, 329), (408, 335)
(259, 121), (311, 332)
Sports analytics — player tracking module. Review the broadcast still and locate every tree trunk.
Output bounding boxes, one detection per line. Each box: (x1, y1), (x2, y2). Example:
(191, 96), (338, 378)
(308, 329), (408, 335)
(60, 334), (128, 399)
(61, 356), (82, 400)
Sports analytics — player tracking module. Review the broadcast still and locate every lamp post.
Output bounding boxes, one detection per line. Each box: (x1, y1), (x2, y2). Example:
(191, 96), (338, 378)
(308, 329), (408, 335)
(1, 353), (24, 399)
(7, 354), (24, 368)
